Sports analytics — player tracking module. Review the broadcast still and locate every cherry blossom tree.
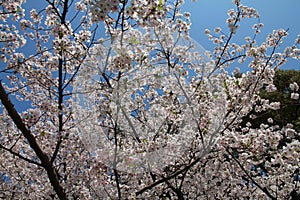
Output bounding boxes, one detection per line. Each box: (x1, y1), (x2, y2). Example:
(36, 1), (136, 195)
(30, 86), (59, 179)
(0, 0), (299, 199)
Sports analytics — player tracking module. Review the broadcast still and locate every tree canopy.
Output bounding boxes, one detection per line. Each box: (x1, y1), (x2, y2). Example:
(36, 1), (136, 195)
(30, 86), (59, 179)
(0, 0), (300, 199)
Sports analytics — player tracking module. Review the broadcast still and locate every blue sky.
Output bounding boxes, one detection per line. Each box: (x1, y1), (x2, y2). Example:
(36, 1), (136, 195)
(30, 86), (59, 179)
(0, 1), (299, 112)
(182, 0), (300, 70)
(18, 0), (300, 71)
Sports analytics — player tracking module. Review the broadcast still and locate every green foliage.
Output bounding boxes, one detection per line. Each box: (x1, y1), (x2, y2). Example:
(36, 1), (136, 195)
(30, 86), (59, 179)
(158, 0), (164, 10)
(244, 70), (300, 131)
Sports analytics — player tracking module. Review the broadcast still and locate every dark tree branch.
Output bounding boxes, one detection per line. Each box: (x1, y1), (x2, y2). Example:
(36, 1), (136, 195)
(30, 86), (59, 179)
(226, 148), (276, 200)
(163, 178), (184, 200)
(136, 157), (201, 196)
(113, 122), (122, 200)
(0, 82), (67, 200)
(208, 3), (241, 79)
(51, 0), (69, 165)
(0, 143), (42, 166)
(113, 168), (122, 200)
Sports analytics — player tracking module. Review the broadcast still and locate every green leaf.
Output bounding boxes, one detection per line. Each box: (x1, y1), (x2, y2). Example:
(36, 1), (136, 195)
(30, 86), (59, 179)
(17, 6), (22, 13)
(129, 36), (140, 45)
(158, 0), (163, 11)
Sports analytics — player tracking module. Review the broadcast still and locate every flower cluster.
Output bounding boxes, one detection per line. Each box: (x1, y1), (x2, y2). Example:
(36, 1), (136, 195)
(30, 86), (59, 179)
(290, 82), (299, 100)
(22, 109), (41, 127)
(0, 24), (26, 62)
(111, 53), (132, 71)
(89, 0), (118, 22)
(125, 0), (169, 27)
(0, 0), (25, 21)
